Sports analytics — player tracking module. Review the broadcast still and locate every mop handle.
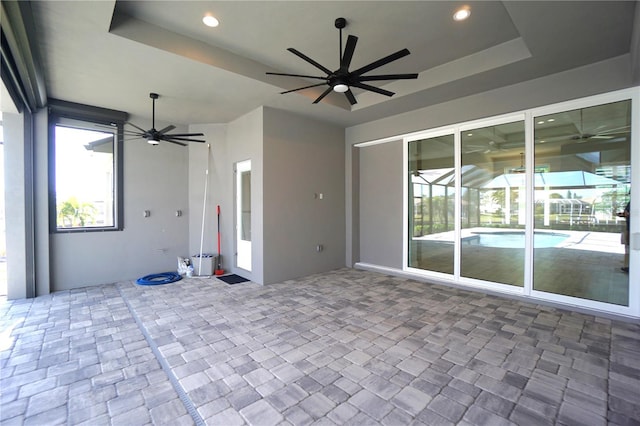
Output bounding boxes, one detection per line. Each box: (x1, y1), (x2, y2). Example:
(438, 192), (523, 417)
(217, 205), (221, 261)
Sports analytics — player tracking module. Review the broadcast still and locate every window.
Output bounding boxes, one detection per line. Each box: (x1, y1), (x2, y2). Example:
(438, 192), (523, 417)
(49, 100), (125, 232)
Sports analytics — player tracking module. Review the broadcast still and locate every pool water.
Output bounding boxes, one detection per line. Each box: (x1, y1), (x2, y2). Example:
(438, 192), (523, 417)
(469, 232), (569, 248)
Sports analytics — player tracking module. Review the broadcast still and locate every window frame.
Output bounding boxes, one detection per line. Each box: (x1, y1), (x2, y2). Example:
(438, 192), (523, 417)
(48, 99), (126, 233)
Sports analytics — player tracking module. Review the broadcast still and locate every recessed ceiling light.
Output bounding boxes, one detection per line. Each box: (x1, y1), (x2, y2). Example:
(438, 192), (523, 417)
(453, 6), (471, 21)
(547, 118), (555, 122)
(537, 120), (545, 125)
(202, 14), (219, 27)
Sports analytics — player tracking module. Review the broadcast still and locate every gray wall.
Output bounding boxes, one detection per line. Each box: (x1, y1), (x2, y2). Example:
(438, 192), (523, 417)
(359, 140), (403, 268)
(189, 107), (345, 285)
(189, 110), (264, 283)
(188, 124), (227, 263)
(262, 107), (345, 284)
(346, 54), (637, 272)
(49, 114), (190, 290)
(224, 107), (264, 283)
(3, 113), (30, 299)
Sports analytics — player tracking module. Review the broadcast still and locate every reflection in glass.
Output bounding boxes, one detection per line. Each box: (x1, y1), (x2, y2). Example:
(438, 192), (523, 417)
(408, 135), (455, 274)
(241, 170), (251, 241)
(533, 100), (631, 305)
(55, 125), (115, 229)
(460, 121), (526, 286)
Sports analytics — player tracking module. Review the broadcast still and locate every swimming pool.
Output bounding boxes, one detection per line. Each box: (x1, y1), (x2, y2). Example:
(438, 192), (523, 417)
(467, 231), (569, 248)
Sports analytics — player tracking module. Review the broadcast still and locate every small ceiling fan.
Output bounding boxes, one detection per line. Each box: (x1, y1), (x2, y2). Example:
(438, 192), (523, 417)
(125, 93), (205, 146)
(266, 17), (419, 105)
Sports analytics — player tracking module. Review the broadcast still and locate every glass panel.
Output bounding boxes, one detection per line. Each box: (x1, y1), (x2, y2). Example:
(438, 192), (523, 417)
(408, 135), (455, 274)
(241, 170), (251, 241)
(533, 100), (631, 305)
(55, 125), (115, 229)
(460, 121), (526, 286)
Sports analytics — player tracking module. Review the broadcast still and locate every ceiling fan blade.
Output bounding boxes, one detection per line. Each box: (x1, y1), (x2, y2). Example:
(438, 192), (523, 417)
(164, 140), (188, 147)
(351, 48), (411, 77)
(162, 136), (206, 143)
(350, 82), (395, 97)
(288, 48), (332, 75)
(341, 35), (358, 70)
(126, 121), (148, 133)
(312, 87), (334, 104)
(280, 82), (327, 94)
(358, 73), (419, 82)
(266, 72), (327, 81)
(164, 132), (205, 137)
(157, 125), (176, 134)
(344, 89), (357, 105)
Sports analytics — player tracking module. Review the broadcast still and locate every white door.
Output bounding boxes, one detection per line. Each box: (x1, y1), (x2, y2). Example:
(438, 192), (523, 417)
(236, 160), (251, 271)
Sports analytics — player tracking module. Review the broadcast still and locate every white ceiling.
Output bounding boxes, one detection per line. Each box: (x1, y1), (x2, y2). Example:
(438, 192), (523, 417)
(28, 1), (638, 128)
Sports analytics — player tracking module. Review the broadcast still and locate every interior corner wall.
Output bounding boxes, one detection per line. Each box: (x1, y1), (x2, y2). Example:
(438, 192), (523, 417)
(346, 54), (636, 274)
(49, 114), (190, 290)
(262, 107), (345, 285)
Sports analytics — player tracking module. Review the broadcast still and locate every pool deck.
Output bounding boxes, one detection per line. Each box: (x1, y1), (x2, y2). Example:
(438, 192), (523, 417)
(414, 228), (624, 255)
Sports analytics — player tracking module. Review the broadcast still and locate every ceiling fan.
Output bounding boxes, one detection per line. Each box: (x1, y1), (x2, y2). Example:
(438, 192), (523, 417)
(570, 125), (630, 142)
(568, 109), (630, 142)
(266, 17), (419, 105)
(125, 93), (205, 146)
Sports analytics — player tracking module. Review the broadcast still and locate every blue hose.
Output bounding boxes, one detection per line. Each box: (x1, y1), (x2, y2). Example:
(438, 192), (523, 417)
(136, 272), (182, 286)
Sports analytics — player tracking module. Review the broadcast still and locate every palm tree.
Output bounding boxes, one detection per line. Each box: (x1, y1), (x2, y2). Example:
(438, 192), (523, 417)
(57, 197), (97, 227)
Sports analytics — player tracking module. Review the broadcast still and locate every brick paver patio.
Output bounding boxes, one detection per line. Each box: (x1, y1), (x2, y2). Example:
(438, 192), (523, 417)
(1, 268), (639, 425)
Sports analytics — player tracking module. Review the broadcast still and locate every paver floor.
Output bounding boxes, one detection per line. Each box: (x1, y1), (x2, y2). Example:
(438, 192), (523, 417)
(1, 268), (639, 425)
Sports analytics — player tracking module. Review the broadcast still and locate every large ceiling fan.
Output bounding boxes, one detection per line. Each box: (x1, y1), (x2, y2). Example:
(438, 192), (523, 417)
(125, 93), (205, 146)
(266, 18), (419, 105)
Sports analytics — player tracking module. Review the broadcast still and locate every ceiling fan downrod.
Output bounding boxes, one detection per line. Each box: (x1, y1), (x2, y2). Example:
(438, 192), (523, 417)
(335, 17), (346, 66)
(150, 92), (159, 131)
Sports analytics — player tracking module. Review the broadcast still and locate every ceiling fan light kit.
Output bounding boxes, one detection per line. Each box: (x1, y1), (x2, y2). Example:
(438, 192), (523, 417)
(125, 93), (206, 146)
(266, 17), (419, 105)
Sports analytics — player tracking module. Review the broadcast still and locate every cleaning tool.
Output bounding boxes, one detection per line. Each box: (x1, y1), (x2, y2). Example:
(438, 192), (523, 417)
(197, 144), (211, 276)
(215, 205), (225, 275)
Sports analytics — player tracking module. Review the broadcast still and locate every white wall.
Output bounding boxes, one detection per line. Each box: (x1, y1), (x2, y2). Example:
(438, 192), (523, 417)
(49, 114), (190, 290)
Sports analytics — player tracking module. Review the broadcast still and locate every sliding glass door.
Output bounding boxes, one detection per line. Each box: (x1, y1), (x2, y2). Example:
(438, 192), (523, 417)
(532, 100), (631, 305)
(408, 134), (455, 274)
(460, 121), (526, 286)
(406, 91), (635, 313)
